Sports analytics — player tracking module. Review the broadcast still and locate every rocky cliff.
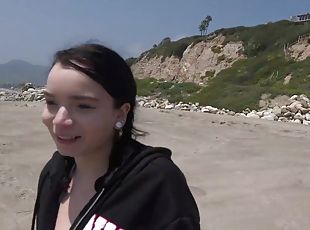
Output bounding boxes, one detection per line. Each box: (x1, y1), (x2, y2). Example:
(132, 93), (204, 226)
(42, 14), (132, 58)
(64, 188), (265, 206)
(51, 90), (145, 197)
(287, 34), (310, 61)
(131, 34), (245, 84)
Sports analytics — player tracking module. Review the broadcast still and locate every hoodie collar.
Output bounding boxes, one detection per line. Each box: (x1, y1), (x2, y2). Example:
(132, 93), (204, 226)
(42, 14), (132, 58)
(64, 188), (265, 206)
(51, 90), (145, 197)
(49, 139), (172, 193)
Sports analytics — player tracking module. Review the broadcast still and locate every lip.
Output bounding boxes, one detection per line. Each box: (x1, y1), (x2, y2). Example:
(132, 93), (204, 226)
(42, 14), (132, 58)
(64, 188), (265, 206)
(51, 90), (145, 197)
(56, 135), (81, 145)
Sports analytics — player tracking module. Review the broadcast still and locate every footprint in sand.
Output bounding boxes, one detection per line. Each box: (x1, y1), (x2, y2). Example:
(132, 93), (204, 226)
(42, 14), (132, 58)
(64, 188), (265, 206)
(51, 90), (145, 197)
(281, 129), (291, 133)
(211, 121), (226, 125)
(226, 121), (238, 126)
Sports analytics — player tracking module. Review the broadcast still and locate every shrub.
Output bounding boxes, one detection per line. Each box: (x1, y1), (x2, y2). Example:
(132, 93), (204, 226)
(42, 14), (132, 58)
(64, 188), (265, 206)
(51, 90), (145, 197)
(217, 54), (226, 63)
(201, 70), (215, 80)
(144, 36), (207, 60)
(211, 46), (222, 54)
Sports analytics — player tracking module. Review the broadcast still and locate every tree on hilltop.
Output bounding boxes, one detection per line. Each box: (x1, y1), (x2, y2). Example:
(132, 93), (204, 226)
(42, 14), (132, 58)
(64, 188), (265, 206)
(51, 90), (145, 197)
(199, 23), (205, 36)
(199, 15), (212, 35)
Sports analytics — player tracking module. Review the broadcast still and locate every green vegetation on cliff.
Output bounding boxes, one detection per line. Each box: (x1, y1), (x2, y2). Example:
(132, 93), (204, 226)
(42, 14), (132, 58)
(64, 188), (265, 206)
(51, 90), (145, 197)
(136, 35), (206, 61)
(136, 78), (202, 103)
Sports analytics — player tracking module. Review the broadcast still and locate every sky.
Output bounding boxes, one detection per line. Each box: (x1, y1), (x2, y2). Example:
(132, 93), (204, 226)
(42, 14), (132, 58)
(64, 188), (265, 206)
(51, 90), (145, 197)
(0, 0), (309, 66)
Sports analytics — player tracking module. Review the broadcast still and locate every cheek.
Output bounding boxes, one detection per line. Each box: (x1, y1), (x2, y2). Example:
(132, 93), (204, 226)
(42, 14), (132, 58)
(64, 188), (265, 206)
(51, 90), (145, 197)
(83, 111), (115, 140)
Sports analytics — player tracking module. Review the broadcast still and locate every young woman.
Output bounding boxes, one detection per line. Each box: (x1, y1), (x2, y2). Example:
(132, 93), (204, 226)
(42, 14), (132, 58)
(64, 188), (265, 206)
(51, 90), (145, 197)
(31, 43), (200, 230)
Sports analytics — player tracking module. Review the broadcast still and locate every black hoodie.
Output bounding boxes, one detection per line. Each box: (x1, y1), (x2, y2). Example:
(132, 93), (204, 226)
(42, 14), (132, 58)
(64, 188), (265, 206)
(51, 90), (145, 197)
(31, 139), (200, 230)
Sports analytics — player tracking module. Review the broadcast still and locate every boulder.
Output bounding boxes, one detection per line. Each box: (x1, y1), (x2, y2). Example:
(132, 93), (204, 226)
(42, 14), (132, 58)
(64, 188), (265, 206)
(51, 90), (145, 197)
(287, 101), (302, 113)
(261, 114), (276, 121)
(292, 119), (302, 124)
(294, 112), (303, 120)
(289, 95), (298, 102)
(272, 106), (282, 116)
(247, 112), (260, 119)
(303, 120), (310, 125)
(21, 83), (35, 92)
(165, 104), (174, 110)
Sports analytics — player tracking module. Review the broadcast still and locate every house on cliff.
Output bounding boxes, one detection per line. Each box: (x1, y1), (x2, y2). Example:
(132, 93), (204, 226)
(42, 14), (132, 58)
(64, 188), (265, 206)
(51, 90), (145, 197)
(290, 13), (310, 22)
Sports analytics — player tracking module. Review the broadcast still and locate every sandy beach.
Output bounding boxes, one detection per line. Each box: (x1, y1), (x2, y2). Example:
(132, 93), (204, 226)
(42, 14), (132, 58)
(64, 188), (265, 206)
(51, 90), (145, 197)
(1, 101), (310, 230)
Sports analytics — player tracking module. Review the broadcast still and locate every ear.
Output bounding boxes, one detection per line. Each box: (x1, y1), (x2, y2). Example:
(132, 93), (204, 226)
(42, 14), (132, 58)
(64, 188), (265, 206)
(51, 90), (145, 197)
(115, 103), (131, 122)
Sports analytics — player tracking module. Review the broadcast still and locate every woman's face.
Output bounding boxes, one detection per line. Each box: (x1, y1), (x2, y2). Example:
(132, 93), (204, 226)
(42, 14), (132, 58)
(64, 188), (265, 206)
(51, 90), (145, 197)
(41, 62), (129, 158)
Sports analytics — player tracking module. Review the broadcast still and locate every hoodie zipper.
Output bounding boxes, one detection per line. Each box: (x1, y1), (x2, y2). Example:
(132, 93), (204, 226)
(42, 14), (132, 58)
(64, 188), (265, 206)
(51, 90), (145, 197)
(70, 145), (161, 229)
(70, 166), (121, 230)
(71, 187), (105, 230)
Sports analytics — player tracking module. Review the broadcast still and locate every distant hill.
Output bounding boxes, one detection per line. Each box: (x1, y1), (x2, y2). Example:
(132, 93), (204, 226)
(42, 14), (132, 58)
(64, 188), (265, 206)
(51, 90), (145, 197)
(0, 60), (48, 87)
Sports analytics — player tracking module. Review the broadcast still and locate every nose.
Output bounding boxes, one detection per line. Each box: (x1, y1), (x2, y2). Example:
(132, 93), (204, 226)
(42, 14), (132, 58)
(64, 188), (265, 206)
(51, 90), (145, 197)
(52, 106), (73, 126)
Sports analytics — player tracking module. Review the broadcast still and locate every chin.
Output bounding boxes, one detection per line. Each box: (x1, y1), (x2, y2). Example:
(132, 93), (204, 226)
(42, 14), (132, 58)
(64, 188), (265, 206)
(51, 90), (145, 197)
(55, 145), (83, 157)
(57, 149), (77, 157)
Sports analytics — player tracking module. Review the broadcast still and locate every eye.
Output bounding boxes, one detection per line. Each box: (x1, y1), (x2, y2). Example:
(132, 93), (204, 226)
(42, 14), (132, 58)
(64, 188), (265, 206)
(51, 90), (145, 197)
(45, 100), (57, 106)
(78, 104), (96, 109)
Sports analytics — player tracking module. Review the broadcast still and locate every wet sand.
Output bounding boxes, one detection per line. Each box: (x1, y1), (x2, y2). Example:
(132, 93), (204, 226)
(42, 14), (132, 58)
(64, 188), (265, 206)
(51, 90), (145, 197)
(1, 101), (310, 230)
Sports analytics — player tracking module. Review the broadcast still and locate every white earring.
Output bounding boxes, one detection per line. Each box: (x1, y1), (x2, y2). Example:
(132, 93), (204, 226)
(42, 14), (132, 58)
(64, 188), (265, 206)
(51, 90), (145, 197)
(115, 121), (124, 129)
(115, 120), (125, 138)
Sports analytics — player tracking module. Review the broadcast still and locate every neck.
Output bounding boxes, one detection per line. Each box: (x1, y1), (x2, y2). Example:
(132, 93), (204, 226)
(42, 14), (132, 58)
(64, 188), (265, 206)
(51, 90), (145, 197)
(73, 143), (113, 186)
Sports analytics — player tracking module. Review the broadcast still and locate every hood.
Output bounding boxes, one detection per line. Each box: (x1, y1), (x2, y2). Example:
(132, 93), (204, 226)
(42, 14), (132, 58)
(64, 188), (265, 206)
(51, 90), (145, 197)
(46, 139), (172, 193)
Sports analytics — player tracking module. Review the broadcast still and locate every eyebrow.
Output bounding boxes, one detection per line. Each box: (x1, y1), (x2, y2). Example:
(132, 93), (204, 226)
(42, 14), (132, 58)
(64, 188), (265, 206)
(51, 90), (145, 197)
(43, 90), (99, 101)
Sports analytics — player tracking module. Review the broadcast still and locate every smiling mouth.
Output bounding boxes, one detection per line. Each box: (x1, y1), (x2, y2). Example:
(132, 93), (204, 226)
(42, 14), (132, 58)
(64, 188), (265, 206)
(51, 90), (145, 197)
(58, 136), (81, 140)
(56, 135), (81, 144)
